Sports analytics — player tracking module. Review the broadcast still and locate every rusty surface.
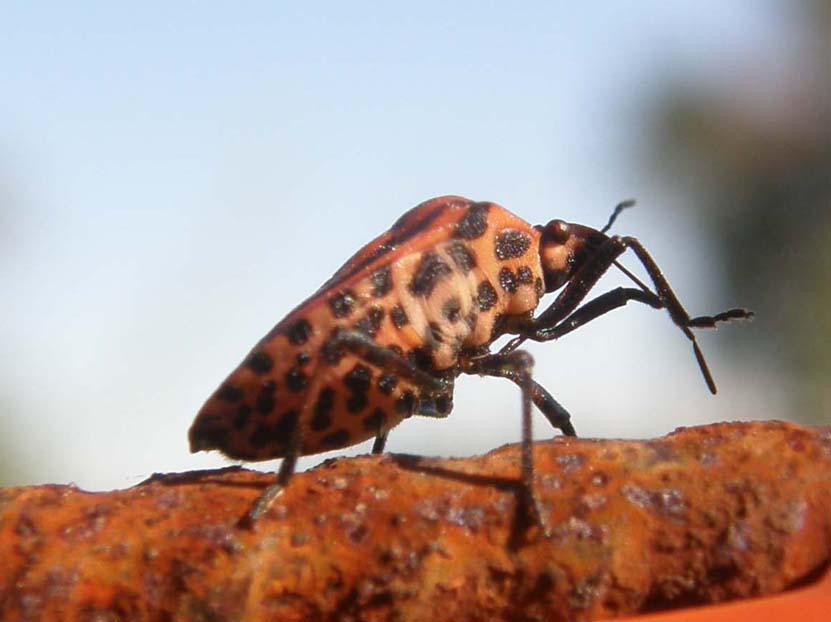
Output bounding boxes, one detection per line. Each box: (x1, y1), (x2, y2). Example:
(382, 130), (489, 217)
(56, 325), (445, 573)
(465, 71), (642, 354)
(0, 421), (829, 622)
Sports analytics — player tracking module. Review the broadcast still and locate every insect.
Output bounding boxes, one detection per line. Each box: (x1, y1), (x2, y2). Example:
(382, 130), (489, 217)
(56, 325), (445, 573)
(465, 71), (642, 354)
(189, 196), (753, 528)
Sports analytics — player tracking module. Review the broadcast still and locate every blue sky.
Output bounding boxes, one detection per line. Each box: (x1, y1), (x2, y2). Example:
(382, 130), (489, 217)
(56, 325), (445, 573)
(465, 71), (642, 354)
(1, 2), (793, 488)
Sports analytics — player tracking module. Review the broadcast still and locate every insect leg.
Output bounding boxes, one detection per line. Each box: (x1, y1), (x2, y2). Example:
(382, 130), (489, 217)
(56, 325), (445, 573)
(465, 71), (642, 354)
(525, 287), (663, 342)
(328, 329), (445, 393)
(371, 431), (389, 454)
(330, 328), (453, 436)
(463, 352), (576, 437)
(499, 236), (632, 355)
(247, 329), (445, 523)
(504, 235), (753, 393)
(247, 377), (323, 523)
(619, 237), (754, 393)
(476, 349), (550, 537)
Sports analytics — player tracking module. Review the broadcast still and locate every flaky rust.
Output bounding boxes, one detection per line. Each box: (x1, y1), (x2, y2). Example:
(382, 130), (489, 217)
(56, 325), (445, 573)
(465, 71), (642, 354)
(1, 421), (829, 621)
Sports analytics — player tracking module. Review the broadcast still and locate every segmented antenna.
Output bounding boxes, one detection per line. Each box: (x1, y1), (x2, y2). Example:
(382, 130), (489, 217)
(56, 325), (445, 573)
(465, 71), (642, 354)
(601, 199), (636, 234)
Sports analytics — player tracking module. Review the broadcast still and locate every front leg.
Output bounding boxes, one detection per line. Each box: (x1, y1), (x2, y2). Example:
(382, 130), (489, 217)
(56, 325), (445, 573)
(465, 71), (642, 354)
(463, 352), (576, 437)
(505, 236), (753, 393)
(463, 349), (552, 537)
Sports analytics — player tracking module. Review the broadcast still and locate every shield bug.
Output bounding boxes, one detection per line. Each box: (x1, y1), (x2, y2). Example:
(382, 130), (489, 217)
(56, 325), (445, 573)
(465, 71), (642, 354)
(189, 196), (753, 528)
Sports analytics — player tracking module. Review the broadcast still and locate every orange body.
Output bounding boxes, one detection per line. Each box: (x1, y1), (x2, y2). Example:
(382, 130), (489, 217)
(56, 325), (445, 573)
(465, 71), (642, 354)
(190, 197), (547, 459)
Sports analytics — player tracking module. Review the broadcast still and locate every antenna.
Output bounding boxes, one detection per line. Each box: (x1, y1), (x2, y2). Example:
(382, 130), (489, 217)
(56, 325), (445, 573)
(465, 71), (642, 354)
(600, 199), (636, 234)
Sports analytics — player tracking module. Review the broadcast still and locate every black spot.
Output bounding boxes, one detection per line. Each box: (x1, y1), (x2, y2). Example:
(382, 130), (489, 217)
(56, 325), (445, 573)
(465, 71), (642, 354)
(315, 387), (334, 415)
(378, 374), (398, 395)
(311, 388), (334, 431)
(329, 289), (356, 319)
(250, 423), (273, 448)
(247, 351), (273, 375)
(407, 346), (434, 371)
(310, 411), (331, 432)
(344, 364), (372, 393)
(217, 383), (243, 403)
(454, 203), (490, 240)
(321, 429), (351, 449)
(285, 368), (308, 392)
(517, 265), (534, 284)
(355, 306), (385, 338)
(446, 241), (477, 273)
(428, 322), (444, 344)
(363, 408), (386, 432)
(442, 297), (462, 323)
(499, 267), (518, 293)
(233, 404), (251, 430)
(296, 352), (311, 366)
(370, 267), (393, 298)
(390, 305), (409, 329)
(273, 410), (299, 438)
(286, 318), (312, 345)
(494, 230), (531, 260)
(435, 394), (453, 415)
(409, 252), (451, 297)
(347, 393), (367, 414)
(250, 412), (297, 449)
(395, 391), (416, 416)
(256, 390), (276, 415)
(387, 344), (404, 357)
(477, 281), (498, 311)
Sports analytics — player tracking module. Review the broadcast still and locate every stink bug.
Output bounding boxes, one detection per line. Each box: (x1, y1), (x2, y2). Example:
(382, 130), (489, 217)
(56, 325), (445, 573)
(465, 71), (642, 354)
(189, 196), (753, 528)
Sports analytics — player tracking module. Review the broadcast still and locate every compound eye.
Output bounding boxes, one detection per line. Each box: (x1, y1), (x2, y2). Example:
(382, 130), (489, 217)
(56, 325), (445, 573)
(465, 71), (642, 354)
(546, 219), (571, 244)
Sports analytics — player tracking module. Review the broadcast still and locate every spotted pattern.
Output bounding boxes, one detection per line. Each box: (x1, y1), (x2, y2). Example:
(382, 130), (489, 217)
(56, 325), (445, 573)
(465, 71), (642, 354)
(517, 266), (534, 284)
(477, 281), (498, 311)
(217, 384), (243, 403)
(233, 405), (251, 430)
(345, 364), (372, 393)
(355, 306), (385, 338)
(311, 388), (334, 431)
(321, 429), (350, 448)
(495, 230), (531, 260)
(347, 393), (367, 414)
(391, 305), (409, 329)
(371, 267), (392, 298)
(442, 297), (462, 323)
(329, 290), (356, 319)
(499, 267), (518, 293)
(447, 241), (477, 273)
(409, 252), (452, 297)
(247, 351), (273, 375)
(256, 382), (276, 415)
(454, 202), (490, 240)
(345, 364), (371, 415)
(285, 368), (308, 392)
(287, 318), (312, 345)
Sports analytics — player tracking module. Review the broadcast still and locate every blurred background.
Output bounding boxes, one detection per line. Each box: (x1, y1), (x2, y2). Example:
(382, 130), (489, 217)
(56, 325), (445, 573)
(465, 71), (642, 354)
(1, 2), (828, 489)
